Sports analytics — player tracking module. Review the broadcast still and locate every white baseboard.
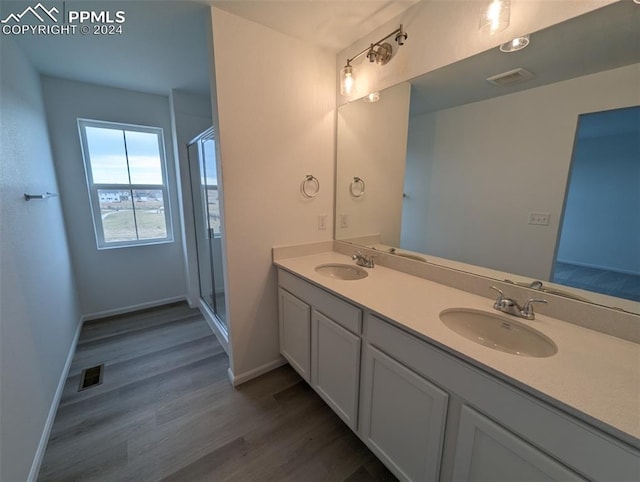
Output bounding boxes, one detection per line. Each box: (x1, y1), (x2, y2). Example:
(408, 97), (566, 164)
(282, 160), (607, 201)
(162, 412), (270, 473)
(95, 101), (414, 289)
(28, 316), (84, 482)
(81, 296), (187, 321)
(227, 357), (287, 387)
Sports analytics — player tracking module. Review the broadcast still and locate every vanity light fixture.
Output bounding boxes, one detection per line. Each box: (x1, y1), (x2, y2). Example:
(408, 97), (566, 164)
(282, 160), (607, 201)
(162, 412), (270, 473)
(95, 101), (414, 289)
(479, 0), (511, 35)
(500, 34), (530, 53)
(340, 24), (408, 97)
(340, 64), (355, 96)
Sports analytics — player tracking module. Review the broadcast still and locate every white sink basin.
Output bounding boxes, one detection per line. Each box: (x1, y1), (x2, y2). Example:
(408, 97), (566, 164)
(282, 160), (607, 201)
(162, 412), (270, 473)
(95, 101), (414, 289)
(315, 263), (368, 281)
(439, 308), (557, 358)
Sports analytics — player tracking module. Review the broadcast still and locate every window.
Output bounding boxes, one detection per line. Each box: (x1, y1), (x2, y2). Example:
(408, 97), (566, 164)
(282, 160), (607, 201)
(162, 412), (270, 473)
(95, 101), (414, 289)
(78, 119), (173, 249)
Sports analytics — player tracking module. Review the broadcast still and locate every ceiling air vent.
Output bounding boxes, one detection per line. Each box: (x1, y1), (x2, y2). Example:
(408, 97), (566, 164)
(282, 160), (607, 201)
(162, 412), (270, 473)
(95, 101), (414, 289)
(486, 68), (535, 86)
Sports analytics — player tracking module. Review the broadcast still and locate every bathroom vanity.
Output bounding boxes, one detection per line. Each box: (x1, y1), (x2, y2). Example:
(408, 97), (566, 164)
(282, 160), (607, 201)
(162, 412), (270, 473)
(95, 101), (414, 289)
(274, 249), (639, 482)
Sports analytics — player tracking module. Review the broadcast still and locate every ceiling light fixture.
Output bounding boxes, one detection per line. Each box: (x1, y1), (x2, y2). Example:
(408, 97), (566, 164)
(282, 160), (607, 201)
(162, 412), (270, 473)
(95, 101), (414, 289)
(500, 34), (530, 52)
(479, 0), (511, 35)
(364, 92), (380, 103)
(340, 24), (408, 97)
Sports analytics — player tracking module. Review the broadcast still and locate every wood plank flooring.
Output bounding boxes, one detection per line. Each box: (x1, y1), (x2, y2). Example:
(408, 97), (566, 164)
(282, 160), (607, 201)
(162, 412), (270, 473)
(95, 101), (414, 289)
(38, 302), (395, 481)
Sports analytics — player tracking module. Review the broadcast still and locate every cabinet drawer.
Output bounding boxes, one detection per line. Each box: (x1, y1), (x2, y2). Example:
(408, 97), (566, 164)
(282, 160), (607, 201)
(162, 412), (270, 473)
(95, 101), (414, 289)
(278, 269), (361, 334)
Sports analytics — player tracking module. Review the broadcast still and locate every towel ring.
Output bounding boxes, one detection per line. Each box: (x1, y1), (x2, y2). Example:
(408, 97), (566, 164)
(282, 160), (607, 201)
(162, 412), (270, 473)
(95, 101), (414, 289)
(24, 192), (58, 201)
(301, 174), (320, 198)
(350, 177), (366, 198)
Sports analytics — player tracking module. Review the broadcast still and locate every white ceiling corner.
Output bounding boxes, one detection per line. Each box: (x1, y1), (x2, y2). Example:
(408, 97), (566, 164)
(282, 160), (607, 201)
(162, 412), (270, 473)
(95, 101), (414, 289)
(209, 0), (422, 52)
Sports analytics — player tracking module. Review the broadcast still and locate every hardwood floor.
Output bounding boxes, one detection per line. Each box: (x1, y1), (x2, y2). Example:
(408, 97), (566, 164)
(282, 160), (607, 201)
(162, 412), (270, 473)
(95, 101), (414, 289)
(38, 302), (395, 481)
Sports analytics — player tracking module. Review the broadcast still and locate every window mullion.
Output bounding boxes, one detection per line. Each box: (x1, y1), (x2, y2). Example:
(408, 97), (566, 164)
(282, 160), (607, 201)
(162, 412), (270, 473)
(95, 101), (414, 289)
(122, 130), (140, 240)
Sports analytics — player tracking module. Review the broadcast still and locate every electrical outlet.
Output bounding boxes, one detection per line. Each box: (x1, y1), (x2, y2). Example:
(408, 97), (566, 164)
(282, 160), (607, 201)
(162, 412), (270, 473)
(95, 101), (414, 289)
(340, 213), (349, 228)
(528, 212), (550, 226)
(317, 214), (327, 230)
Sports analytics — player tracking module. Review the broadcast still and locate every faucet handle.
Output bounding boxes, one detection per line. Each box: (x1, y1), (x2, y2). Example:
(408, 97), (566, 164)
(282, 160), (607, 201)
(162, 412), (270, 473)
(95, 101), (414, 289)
(521, 298), (548, 320)
(490, 286), (507, 309)
(490, 285), (505, 300)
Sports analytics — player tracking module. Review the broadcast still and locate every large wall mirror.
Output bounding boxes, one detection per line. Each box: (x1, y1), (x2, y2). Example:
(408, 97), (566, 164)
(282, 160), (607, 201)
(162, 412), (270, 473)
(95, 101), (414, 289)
(336, 1), (640, 314)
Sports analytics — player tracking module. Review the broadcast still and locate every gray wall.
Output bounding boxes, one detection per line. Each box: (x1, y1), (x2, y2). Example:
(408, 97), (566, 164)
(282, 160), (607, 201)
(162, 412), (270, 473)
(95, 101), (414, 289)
(0, 38), (82, 482)
(41, 77), (188, 317)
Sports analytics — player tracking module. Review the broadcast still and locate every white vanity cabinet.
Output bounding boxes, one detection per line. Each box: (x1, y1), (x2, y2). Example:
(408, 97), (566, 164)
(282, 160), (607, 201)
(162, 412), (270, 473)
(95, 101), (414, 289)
(278, 269), (362, 429)
(366, 313), (640, 482)
(276, 265), (639, 482)
(360, 344), (448, 481)
(278, 288), (311, 382)
(312, 310), (360, 429)
(452, 405), (584, 481)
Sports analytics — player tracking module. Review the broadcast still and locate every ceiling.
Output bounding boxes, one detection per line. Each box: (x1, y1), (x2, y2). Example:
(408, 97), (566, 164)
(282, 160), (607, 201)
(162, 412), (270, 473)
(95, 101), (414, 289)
(210, 0), (421, 52)
(408, 0), (640, 116)
(2, 0), (420, 97)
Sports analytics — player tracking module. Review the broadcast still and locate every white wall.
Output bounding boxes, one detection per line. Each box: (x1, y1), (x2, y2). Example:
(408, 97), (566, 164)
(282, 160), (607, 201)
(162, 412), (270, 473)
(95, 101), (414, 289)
(41, 77), (187, 317)
(336, 82), (411, 245)
(401, 64), (639, 280)
(210, 7), (335, 381)
(337, 0), (615, 103)
(0, 38), (81, 482)
(169, 89), (213, 307)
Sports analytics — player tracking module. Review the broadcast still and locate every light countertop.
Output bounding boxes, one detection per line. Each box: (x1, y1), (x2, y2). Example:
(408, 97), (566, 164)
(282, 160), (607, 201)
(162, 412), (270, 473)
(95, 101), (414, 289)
(275, 251), (640, 446)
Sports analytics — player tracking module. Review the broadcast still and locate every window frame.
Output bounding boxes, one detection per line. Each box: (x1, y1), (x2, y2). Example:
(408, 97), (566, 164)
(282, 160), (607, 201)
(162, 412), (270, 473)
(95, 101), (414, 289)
(77, 118), (174, 250)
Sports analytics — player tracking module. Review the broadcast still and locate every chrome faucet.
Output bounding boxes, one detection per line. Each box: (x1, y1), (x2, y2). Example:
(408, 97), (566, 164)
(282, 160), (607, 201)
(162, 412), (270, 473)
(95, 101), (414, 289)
(490, 286), (547, 320)
(504, 279), (544, 290)
(352, 251), (375, 268)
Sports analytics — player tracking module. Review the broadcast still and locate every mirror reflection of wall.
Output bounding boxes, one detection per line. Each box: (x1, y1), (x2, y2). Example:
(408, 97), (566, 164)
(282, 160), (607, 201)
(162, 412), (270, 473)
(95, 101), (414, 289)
(553, 106), (640, 302)
(335, 1), (640, 310)
(336, 82), (411, 246)
(401, 64), (638, 283)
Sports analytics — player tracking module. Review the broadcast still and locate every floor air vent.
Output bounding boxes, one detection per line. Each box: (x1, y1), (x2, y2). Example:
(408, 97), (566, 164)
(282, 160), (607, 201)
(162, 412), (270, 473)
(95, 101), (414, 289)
(486, 68), (535, 86)
(79, 364), (104, 391)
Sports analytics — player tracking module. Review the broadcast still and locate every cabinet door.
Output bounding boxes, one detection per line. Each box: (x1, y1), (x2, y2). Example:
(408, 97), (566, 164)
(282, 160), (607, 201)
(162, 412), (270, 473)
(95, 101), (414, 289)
(360, 345), (448, 482)
(312, 310), (361, 430)
(278, 288), (311, 382)
(452, 405), (584, 481)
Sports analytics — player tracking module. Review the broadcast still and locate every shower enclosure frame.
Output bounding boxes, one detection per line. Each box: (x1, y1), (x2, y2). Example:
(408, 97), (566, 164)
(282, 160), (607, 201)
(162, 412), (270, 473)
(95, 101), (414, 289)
(186, 127), (228, 337)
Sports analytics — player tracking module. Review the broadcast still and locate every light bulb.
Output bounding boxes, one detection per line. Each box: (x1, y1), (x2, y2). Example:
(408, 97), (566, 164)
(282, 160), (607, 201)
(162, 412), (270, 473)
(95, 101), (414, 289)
(340, 64), (355, 96)
(364, 92), (380, 103)
(500, 34), (530, 53)
(479, 0), (510, 35)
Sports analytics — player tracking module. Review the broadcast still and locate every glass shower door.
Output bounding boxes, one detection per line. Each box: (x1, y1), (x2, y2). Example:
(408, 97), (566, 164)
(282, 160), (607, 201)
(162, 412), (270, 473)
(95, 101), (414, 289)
(187, 128), (227, 326)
